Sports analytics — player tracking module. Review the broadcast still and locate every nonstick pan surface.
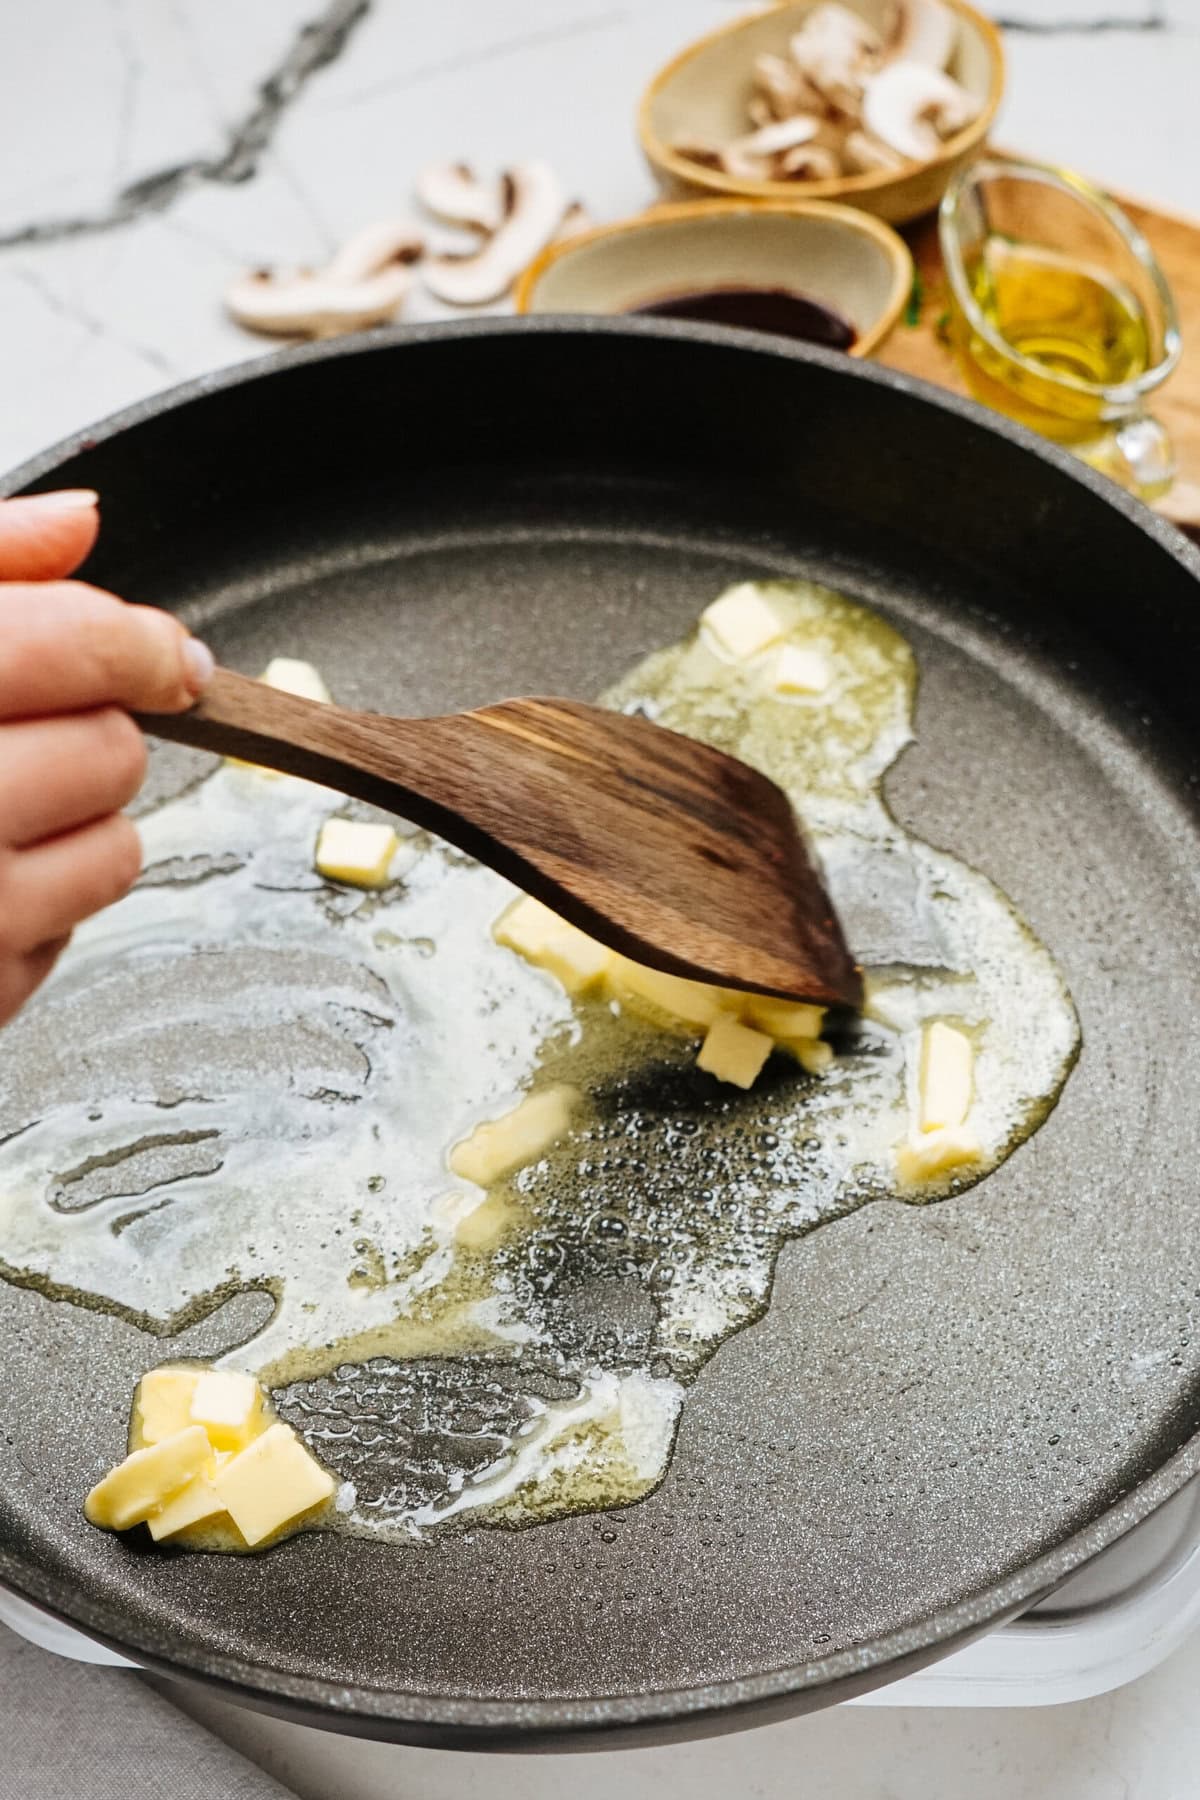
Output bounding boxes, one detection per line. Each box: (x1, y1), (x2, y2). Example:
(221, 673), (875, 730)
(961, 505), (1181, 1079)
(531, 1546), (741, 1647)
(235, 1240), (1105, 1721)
(2, 320), (1200, 1748)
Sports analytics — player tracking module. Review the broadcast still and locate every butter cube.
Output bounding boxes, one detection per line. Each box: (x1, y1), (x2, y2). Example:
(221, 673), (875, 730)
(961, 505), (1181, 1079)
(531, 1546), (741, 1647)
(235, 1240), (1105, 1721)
(134, 1366), (200, 1446)
(494, 895), (612, 996)
(895, 1125), (982, 1185)
(315, 818), (399, 889)
(918, 1021), (974, 1133)
(792, 1038), (834, 1075)
(453, 1191), (521, 1253)
(701, 584), (791, 661)
(262, 657), (331, 703)
(742, 995), (825, 1041)
(607, 958), (728, 1034)
(861, 978), (911, 1035)
(212, 1422), (335, 1546)
(147, 1466), (228, 1542)
(189, 1370), (264, 1452)
(772, 645), (831, 695)
(450, 1085), (578, 1187)
(84, 1426), (211, 1531)
(696, 1014), (774, 1089)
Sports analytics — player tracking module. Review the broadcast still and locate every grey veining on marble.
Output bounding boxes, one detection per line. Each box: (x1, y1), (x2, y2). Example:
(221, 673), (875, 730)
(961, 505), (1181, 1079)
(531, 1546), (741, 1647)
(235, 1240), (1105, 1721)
(995, 0), (1166, 27)
(1, 0), (1198, 477)
(0, 0), (367, 244)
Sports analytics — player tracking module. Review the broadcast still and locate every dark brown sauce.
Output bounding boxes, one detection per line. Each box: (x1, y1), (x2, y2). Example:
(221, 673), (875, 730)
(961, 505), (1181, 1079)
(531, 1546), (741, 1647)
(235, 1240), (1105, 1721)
(630, 285), (856, 349)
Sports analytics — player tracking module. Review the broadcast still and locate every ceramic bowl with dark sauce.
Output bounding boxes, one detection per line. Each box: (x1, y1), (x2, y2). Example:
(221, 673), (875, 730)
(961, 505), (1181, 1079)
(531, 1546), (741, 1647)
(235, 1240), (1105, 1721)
(515, 200), (913, 358)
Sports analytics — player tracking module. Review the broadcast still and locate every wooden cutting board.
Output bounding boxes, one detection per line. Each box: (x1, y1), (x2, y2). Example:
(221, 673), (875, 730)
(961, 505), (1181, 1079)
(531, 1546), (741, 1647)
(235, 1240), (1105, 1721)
(876, 191), (1200, 541)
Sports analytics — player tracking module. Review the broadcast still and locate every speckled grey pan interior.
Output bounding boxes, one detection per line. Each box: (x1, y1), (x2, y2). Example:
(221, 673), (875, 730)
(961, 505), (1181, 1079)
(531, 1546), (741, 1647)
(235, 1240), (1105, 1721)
(2, 319), (1200, 1749)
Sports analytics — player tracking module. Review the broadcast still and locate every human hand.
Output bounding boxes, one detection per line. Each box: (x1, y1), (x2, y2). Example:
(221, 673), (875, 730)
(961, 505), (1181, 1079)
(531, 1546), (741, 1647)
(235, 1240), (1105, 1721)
(0, 489), (213, 1026)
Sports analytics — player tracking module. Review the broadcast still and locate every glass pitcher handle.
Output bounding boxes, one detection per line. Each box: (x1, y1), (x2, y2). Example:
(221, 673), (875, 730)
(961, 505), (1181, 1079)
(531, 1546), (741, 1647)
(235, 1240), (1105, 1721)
(1080, 413), (1175, 503)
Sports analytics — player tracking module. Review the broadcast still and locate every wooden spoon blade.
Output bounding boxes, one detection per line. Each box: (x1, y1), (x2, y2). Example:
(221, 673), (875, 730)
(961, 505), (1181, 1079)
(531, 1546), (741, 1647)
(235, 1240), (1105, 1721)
(138, 674), (861, 1008)
(464, 699), (861, 1007)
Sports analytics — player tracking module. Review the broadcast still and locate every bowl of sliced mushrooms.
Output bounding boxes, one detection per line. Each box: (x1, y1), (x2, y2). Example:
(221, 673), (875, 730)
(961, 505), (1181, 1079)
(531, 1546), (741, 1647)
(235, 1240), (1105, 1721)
(638, 0), (1004, 224)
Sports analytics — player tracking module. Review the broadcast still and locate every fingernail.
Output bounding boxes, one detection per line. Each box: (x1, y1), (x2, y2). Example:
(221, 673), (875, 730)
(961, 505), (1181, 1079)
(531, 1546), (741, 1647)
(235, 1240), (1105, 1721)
(182, 637), (215, 694)
(27, 488), (100, 511)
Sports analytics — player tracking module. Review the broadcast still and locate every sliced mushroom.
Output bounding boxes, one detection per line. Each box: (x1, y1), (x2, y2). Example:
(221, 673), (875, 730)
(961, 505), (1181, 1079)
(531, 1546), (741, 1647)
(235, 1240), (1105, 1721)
(226, 219), (424, 339)
(323, 222), (425, 284)
(414, 162), (504, 234)
(842, 128), (904, 173)
(778, 143), (842, 180)
(720, 115), (822, 181)
(556, 201), (594, 241)
(751, 50), (829, 121)
(671, 139), (726, 172)
(788, 3), (882, 110)
(423, 162), (567, 306)
(886, 0), (958, 70)
(226, 263), (415, 340)
(689, 0), (976, 187)
(862, 60), (981, 161)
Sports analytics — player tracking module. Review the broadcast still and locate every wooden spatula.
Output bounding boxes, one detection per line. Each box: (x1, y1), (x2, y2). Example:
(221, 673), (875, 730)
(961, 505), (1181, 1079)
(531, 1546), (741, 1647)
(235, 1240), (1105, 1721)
(137, 669), (861, 1007)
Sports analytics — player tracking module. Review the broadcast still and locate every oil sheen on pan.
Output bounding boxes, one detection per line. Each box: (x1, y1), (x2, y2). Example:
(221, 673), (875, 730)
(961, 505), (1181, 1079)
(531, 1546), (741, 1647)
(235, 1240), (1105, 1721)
(0, 581), (1079, 1544)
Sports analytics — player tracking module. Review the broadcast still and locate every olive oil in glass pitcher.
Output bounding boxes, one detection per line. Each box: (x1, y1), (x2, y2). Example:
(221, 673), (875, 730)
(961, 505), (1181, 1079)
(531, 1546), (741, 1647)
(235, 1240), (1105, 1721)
(939, 158), (1180, 500)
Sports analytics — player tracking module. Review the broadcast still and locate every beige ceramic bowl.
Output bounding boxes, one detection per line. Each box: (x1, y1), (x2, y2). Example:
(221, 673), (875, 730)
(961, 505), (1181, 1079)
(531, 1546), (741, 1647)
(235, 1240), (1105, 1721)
(638, 0), (1005, 225)
(515, 199), (913, 358)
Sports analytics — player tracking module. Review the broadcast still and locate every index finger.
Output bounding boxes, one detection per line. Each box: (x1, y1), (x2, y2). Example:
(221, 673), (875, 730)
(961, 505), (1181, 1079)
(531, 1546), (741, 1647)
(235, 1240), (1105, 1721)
(0, 583), (213, 720)
(0, 491), (101, 581)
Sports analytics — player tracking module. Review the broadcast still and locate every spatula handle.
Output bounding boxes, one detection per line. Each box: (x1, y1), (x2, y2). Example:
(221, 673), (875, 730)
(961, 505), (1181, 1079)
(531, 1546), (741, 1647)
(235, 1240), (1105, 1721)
(139, 668), (354, 772)
(135, 667), (452, 829)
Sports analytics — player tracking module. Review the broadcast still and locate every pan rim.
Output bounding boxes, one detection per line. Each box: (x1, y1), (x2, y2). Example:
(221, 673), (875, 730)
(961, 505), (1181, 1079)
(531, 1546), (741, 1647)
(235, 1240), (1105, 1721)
(2, 316), (1199, 1739)
(2, 1429), (1198, 1741)
(4, 312), (1198, 582)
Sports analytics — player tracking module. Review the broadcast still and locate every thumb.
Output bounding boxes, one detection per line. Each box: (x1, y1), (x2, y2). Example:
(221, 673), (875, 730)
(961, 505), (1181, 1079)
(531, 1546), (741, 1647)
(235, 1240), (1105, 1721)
(0, 490), (101, 581)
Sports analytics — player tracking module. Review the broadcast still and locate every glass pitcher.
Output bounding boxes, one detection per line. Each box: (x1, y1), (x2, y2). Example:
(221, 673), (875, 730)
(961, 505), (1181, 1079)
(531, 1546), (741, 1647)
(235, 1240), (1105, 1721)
(939, 157), (1181, 501)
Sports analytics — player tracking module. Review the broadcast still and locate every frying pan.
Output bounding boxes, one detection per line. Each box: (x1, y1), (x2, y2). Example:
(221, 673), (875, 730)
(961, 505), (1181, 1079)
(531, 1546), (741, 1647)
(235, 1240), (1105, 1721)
(2, 319), (1200, 1749)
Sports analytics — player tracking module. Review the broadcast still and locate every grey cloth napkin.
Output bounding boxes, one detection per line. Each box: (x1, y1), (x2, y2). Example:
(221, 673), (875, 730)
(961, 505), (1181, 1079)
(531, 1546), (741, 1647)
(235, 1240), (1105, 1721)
(0, 1622), (296, 1800)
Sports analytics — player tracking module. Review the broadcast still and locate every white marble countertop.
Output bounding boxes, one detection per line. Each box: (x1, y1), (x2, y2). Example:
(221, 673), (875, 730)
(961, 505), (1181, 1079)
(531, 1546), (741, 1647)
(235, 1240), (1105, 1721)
(1, 0), (1198, 477)
(2, 2), (1200, 1795)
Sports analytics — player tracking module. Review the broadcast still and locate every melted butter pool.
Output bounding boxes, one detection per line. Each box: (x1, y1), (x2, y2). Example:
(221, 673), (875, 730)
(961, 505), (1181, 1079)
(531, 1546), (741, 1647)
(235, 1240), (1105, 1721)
(0, 582), (1079, 1544)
